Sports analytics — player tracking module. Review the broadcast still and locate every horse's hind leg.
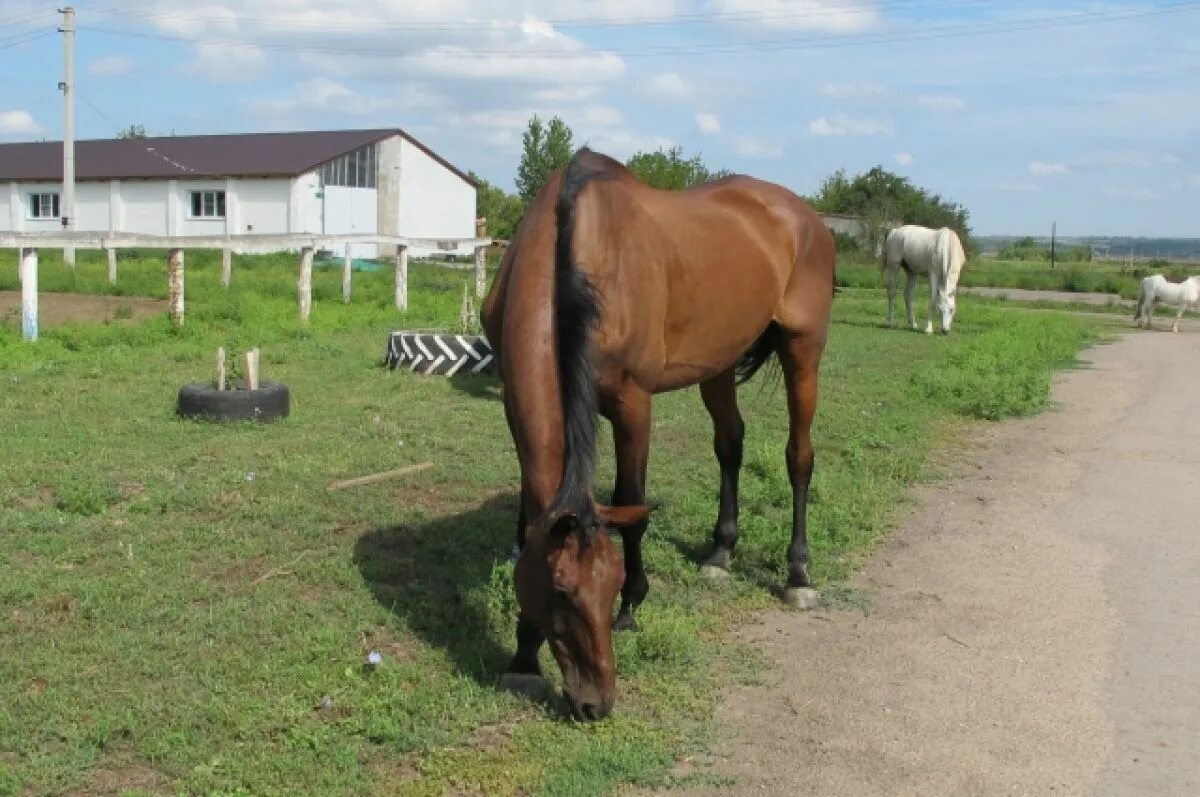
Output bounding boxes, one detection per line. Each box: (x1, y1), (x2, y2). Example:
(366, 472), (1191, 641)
(604, 383), (652, 631)
(904, 269), (919, 330)
(885, 265), (898, 326)
(698, 368), (744, 578)
(776, 329), (826, 609)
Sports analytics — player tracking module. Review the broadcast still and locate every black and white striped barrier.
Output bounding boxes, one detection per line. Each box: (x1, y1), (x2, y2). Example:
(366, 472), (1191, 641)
(385, 332), (496, 376)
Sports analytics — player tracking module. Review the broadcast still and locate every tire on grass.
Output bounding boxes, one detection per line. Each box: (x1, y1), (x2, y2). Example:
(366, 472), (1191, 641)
(177, 381), (290, 423)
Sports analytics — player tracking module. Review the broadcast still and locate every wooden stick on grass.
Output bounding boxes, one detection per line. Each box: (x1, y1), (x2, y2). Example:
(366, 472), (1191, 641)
(327, 462), (434, 491)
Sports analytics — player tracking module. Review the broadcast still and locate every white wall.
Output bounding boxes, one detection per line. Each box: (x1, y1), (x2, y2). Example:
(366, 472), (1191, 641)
(323, 185), (378, 258)
(396, 138), (476, 257)
(235, 179), (290, 235)
(121, 181), (169, 235)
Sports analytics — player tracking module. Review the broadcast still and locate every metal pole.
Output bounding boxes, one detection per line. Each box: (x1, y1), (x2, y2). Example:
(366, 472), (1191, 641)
(59, 7), (76, 268)
(1050, 221), (1056, 269)
(21, 248), (39, 341)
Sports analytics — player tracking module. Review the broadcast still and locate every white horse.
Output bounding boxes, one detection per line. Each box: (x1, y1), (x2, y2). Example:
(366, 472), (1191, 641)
(881, 224), (967, 334)
(1133, 274), (1200, 332)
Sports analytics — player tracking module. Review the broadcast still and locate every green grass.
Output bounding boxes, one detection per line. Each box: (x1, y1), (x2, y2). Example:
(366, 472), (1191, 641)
(1, 251), (1099, 796)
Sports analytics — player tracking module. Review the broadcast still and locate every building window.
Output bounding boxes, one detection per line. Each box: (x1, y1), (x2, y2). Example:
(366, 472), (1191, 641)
(320, 143), (376, 189)
(29, 192), (60, 219)
(189, 190), (226, 218)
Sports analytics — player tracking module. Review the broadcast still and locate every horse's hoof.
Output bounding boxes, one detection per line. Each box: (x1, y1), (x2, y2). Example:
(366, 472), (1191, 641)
(612, 613), (639, 632)
(499, 673), (550, 702)
(699, 564), (731, 580)
(783, 587), (821, 610)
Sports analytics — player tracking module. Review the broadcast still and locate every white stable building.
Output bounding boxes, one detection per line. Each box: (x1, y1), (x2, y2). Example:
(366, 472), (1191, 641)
(0, 128), (477, 258)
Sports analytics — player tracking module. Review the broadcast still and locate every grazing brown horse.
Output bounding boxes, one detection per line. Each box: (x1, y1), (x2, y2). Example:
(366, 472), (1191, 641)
(481, 148), (834, 721)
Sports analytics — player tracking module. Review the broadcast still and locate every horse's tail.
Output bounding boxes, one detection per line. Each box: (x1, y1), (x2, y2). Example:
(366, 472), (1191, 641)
(549, 147), (610, 521)
(735, 322), (782, 385)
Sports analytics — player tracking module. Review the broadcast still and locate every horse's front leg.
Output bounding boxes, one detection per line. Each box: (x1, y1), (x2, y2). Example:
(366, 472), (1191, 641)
(1174, 305), (1184, 333)
(605, 384), (652, 631)
(904, 270), (919, 330)
(698, 369), (744, 578)
(926, 270), (940, 335)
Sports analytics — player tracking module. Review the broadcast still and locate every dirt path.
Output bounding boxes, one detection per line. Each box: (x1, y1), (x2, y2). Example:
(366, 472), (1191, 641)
(961, 286), (1131, 305)
(0, 291), (166, 328)
(654, 323), (1200, 796)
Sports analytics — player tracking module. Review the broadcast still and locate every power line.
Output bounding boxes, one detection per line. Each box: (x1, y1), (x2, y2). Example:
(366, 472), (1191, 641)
(87, 0), (996, 33)
(0, 28), (57, 50)
(76, 3), (1200, 59)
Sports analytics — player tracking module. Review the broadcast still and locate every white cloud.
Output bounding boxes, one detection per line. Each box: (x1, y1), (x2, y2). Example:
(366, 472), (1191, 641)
(733, 136), (783, 158)
(1029, 161), (1069, 177)
(404, 46), (624, 84)
(917, 94), (966, 111)
(894, 152), (915, 166)
(705, 0), (881, 32)
(250, 78), (407, 116)
(89, 55), (134, 77)
(820, 82), (885, 98)
(533, 86), (602, 103)
(184, 43), (265, 83)
(1158, 153), (1181, 165)
(696, 112), (721, 135)
(647, 72), (693, 99)
(808, 114), (893, 137)
(0, 110), (39, 135)
(582, 130), (674, 159)
(1104, 186), (1157, 202)
(1000, 180), (1042, 193)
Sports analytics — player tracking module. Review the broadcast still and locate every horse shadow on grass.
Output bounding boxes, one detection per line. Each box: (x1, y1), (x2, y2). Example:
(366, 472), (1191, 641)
(353, 491), (518, 685)
(447, 373), (502, 401)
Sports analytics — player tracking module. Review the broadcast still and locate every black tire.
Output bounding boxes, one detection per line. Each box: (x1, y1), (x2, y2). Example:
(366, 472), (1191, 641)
(177, 381), (290, 423)
(385, 332), (495, 376)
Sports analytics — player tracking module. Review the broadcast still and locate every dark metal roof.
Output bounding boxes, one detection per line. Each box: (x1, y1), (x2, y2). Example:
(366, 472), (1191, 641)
(0, 128), (475, 185)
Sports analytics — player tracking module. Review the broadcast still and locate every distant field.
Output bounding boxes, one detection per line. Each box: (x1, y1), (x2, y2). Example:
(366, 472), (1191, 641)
(2, 249), (1100, 796)
(837, 256), (1200, 299)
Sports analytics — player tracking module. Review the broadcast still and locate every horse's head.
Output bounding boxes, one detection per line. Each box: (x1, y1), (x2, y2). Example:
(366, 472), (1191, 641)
(514, 503), (649, 721)
(938, 289), (957, 333)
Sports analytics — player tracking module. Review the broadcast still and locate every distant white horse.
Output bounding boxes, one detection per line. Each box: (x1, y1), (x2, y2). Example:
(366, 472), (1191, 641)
(881, 224), (967, 334)
(1133, 274), (1200, 332)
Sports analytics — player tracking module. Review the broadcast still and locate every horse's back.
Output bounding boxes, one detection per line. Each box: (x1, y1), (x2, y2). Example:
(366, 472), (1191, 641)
(574, 171), (832, 390)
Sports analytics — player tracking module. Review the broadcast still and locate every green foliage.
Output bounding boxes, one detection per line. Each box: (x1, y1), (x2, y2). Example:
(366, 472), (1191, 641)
(997, 237), (1092, 262)
(811, 166), (972, 253)
(117, 124), (147, 139)
(516, 115), (574, 205)
(470, 172), (524, 241)
(625, 146), (730, 190)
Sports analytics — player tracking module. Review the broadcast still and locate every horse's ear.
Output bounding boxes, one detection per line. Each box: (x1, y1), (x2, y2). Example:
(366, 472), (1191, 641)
(595, 504), (652, 530)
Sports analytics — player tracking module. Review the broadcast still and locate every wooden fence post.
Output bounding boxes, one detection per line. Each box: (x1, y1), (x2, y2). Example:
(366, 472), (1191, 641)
(20, 247), (38, 342)
(221, 248), (232, 287)
(474, 244), (487, 298)
(106, 246), (117, 285)
(342, 243), (353, 304)
(298, 246), (314, 321)
(395, 245), (408, 311)
(167, 248), (184, 328)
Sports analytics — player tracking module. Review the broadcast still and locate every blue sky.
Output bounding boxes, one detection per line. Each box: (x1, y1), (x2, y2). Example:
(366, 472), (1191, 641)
(2, 0), (1198, 236)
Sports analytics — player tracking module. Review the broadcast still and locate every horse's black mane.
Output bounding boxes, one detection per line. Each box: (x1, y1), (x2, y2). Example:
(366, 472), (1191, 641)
(549, 148), (615, 533)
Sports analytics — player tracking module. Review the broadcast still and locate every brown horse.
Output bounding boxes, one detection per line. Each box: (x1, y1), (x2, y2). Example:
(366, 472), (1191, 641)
(481, 148), (834, 721)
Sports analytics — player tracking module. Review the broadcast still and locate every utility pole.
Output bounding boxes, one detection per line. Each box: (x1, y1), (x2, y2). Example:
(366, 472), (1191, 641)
(59, 6), (76, 268)
(1050, 221), (1056, 269)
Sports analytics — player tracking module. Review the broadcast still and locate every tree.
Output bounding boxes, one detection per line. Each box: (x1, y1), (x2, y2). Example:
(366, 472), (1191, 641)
(469, 172), (524, 242)
(515, 115), (573, 205)
(117, 124), (147, 139)
(625, 146), (731, 190)
(810, 166), (972, 253)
